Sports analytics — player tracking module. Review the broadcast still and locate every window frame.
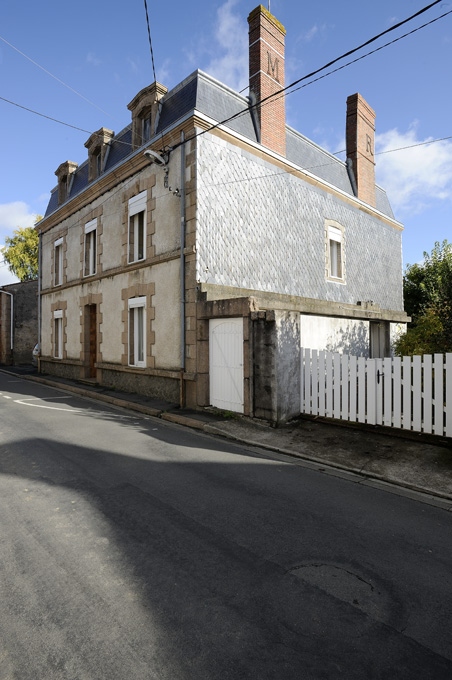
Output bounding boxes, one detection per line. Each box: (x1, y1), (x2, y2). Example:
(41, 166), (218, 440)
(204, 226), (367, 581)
(128, 191), (147, 264)
(142, 115), (152, 143)
(128, 296), (146, 368)
(83, 219), (97, 277)
(53, 309), (63, 359)
(54, 237), (63, 286)
(326, 222), (345, 284)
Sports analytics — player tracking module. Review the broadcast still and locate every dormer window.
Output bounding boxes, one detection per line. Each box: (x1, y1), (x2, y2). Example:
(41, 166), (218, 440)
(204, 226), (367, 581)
(55, 161), (78, 207)
(84, 128), (114, 183)
(128, 82), (167, 151)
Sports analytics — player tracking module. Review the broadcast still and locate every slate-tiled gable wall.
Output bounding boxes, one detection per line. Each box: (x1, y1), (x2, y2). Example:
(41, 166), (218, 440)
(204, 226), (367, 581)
(196, 133), (404, 312)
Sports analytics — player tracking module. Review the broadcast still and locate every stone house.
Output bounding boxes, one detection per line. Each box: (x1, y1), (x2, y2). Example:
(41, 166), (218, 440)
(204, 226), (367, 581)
(0, 280), (38, 365)
(36, 5), (408, 422)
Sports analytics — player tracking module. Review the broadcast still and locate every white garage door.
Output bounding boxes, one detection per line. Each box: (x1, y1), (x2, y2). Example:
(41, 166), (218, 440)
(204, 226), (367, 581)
(209, 318), (244, 413)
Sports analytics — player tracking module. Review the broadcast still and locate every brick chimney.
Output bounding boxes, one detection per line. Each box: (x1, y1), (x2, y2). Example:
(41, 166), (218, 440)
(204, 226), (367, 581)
(346, 93), (376, 207)
(248, 5), (286, 156)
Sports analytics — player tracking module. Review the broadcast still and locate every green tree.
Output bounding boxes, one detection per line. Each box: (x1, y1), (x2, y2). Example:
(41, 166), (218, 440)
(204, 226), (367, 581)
(394, 240), (452, 356)
(1, 218), (42, 281)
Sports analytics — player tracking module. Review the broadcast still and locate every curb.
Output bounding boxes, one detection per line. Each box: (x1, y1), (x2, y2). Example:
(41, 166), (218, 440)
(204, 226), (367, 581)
(3, 368), (452, 507)
(204, 423), (452, 506)
(23, 374), (164, 417)
(161, 412), (208, 430)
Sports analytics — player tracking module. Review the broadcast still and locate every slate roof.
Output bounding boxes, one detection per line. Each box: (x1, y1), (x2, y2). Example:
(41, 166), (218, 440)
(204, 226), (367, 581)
(44, 70), (394, 220)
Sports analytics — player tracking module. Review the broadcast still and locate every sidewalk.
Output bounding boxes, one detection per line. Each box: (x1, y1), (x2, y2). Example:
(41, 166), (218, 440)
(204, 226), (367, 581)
(2, 365), (452, 507)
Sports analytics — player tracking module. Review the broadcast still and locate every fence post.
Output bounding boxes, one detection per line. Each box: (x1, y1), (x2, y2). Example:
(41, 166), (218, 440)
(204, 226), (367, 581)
(433, 354), (443, 436)
(367, 359), (377, 425)
(446, 354), (452, 438)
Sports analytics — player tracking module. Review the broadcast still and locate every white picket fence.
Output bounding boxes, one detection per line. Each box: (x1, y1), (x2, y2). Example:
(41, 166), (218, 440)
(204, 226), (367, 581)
(300, 349), (452, 437)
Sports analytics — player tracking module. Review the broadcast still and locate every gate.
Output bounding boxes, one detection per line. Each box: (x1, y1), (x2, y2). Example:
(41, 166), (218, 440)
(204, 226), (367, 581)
(209, 318), (244, 413)
(301, 349), (452, 437)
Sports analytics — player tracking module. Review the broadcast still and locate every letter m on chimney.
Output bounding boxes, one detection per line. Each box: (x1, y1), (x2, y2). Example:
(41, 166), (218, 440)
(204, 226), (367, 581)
(267, 52), (279, 82)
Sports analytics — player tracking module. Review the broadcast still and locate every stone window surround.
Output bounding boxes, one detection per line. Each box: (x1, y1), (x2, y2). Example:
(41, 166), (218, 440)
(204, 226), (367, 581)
(51, 227), (68, 287)
(121, 176), (156, 267)
(79, 293), (103, 377)
(79, 206), (104, 279)
(50, 300), (68, 360)
(121, 282), (155, 369)
(325, 219), (346, 284)
(127, 190), (147, 264)
(128, 296), (147, 368)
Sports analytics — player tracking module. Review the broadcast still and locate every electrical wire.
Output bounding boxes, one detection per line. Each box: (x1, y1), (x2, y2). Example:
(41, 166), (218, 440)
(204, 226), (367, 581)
(258, 8), (452, 111)
(169, 0), (449, 153)
(2, 1), (449, 159)
(0, 95), (92, 134)
(0, 35), (120, 123)
(143, 0), (157, 83)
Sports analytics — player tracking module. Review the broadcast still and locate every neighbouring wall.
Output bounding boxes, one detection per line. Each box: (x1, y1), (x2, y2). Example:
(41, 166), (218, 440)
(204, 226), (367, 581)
(0, 280), (38, 365)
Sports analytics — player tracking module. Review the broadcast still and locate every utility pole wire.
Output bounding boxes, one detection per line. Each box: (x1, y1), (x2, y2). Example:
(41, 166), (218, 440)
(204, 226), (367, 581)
(144, 0), (157, 83)
(0, 35), (120, 123)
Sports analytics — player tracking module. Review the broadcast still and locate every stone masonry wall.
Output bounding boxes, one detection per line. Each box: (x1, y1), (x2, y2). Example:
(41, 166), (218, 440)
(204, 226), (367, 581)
(0, 280), (38, 365)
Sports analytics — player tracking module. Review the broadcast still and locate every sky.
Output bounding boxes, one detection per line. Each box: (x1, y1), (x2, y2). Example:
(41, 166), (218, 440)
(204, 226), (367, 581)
(1, 0), (451, 285)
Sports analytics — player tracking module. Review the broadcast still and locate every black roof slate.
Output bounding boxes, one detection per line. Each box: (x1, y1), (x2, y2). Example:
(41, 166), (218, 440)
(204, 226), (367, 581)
(44, 70), (395, 221)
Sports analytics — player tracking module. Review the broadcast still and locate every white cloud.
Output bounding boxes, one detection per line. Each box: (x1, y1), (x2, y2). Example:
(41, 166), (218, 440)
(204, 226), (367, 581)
(127, 57), (140, 74)
(375, 125), (452, 216)
(0, 201), (37, 235)
(201, 0), (248, 92)
(297, 23), (329, 43)
(0, 202), (34, 286)
(86, 52), (102, 67)
(0, 266), (19, 287)
(157, 58), (171, 86)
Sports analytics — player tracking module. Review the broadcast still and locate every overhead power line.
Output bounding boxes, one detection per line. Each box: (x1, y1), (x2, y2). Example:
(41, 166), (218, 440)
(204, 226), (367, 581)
(1, 0), (450, 164)
(170, 0), (448, 152)
(0, 35), (120, 123)
(143, 0), (157, 83)
(0, 95), (92, 134)
(267, 8), (452, 108)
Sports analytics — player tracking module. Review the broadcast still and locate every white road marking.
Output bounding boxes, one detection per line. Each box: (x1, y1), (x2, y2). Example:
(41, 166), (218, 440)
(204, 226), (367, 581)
(3, 396), (12, 399)
(13, 397), (80, 412)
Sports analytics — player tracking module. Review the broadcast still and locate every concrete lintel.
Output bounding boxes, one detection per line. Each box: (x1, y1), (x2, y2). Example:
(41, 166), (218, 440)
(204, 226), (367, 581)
(197, 296), (259, 319)
(199, 283), (409, 323)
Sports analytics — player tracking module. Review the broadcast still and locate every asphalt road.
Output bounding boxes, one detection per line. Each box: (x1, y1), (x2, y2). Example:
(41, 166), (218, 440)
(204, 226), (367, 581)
(1, 371), (452, 680)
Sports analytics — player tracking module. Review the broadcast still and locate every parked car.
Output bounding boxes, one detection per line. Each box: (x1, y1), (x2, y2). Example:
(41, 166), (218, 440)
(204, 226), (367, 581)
(32, 343), (39, 366)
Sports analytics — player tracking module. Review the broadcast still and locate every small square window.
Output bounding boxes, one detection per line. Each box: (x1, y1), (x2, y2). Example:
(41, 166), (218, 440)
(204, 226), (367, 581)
(54, 238), (63, 286)
(128, 297), (146, 367)
(84, 219), (97, 277)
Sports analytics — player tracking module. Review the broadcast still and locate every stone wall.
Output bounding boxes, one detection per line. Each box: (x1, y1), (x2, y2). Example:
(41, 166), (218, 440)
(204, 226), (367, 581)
(253, 310), (300, 423)
(0, 280), (38, 365)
